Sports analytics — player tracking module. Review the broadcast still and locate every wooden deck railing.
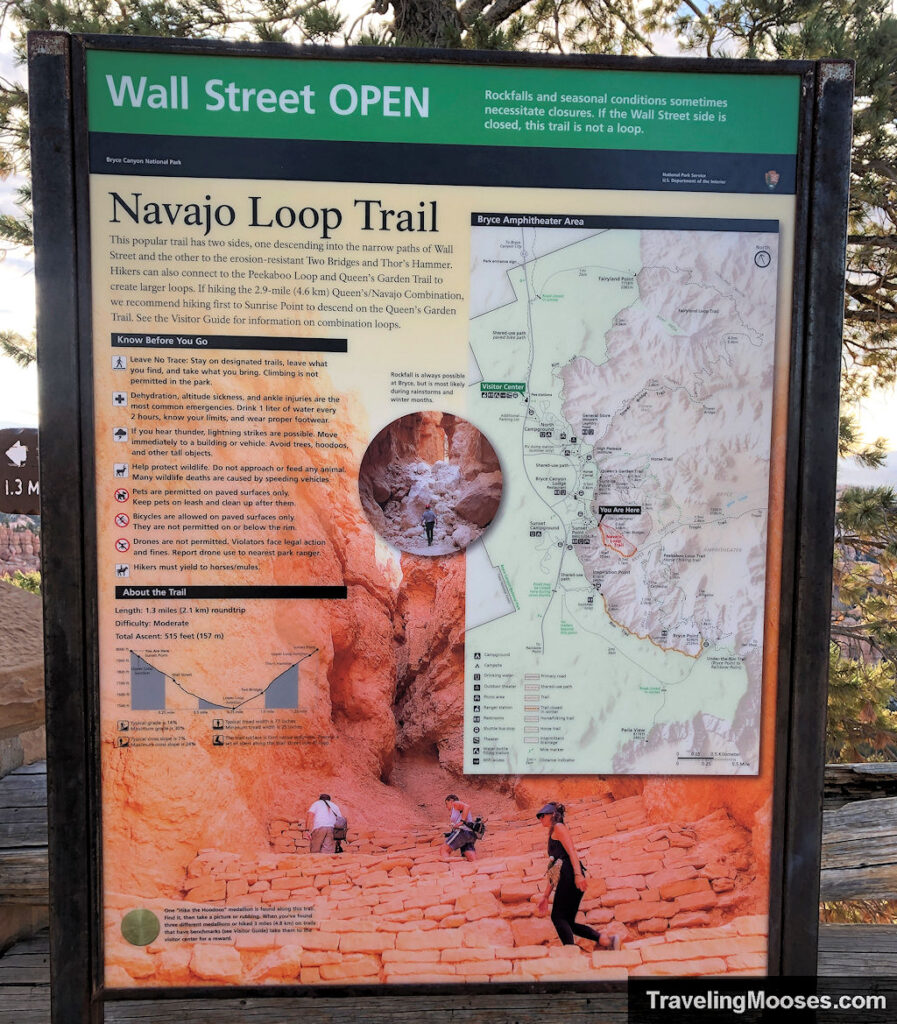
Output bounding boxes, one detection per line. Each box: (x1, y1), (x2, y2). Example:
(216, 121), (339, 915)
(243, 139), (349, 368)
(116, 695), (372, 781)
(821, 762), (897, 902)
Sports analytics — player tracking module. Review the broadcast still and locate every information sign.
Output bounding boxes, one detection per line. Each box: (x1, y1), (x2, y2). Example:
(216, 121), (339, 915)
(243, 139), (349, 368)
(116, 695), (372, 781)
(28, 34), (853, 1022)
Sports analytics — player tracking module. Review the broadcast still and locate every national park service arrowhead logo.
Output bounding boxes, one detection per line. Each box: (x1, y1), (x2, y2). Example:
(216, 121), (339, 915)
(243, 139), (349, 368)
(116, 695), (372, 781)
(765, 169), (780, 190)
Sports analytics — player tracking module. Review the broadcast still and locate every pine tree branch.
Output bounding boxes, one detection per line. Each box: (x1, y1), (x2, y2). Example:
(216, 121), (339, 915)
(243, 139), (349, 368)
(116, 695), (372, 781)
(848, 235), (897, 249)
(844, 309), (897, 324)
(458, 0), (490, 27)
(0, 331), (35, 367)
(610, 2), (655, 53)
(863, 159), (897, 187)
(481, 0), (533, 28)
(677, 0), (715, 56)
(830, 628), (886, 654)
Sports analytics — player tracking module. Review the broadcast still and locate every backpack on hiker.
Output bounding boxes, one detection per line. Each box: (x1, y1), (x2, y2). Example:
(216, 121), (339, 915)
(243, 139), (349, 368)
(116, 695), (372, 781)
(323, 800), (348, 841)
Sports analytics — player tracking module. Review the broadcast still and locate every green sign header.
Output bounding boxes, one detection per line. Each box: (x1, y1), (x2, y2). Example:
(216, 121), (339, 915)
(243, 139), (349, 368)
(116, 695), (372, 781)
(86, 51), (800, 155)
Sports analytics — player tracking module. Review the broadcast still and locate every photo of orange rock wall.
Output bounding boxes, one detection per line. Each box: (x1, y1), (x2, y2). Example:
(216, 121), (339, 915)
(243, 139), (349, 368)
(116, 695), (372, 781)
(100, 362), (775, 985)
(358, 411), (503, 556)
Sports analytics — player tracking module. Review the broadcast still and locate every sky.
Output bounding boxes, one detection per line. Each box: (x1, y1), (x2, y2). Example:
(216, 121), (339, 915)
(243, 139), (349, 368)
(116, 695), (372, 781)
(0, 220), (36, 428)
(0, 29), (37, 428)
(839, 392), (897, 487)
(0, 23), (894, 480)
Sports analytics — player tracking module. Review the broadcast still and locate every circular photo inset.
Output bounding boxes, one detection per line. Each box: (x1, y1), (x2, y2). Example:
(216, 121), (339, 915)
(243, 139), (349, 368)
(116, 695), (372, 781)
(359, 411), (503, 556)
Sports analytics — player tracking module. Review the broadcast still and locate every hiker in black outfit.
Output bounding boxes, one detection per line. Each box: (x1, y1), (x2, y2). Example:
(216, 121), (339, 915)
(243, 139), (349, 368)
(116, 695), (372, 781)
(536, 801), (620, 949)
(421, 505), (436, 546)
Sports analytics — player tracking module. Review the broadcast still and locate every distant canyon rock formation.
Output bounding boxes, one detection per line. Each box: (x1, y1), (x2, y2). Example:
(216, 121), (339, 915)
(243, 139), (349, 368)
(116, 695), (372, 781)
(0, 519), (41, 576)
(359, 411), (502, 555)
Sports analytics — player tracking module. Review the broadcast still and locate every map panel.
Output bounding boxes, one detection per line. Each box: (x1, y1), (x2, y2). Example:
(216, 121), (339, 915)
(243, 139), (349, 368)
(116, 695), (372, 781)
(465, 214), (780, 775)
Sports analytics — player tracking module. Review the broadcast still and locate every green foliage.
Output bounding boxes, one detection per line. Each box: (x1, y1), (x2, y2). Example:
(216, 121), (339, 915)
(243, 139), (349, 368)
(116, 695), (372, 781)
(0, 569), (41, 593)
(299, 2), (345, 42)
(0, 330), (36, 366)
(498, 0), (656, 54)
(827, 645), (897, 761)
(829, 485), (897, 761)
(839, 413), (887, 468)
(3, 1), (895, 413)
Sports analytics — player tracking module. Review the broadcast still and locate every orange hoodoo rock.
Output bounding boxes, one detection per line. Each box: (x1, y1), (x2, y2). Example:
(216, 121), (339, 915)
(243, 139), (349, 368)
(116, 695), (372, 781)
(394, 552), (466, 774)
(0, 520), (41, 576)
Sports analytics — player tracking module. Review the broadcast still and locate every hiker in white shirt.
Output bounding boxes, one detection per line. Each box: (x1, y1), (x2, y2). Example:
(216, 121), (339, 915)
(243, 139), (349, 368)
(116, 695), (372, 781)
(305, 793), (342, 853)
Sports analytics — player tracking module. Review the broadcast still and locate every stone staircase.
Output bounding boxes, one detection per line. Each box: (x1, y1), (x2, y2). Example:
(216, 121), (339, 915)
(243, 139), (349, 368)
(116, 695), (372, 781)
(106, 792), (767, 985)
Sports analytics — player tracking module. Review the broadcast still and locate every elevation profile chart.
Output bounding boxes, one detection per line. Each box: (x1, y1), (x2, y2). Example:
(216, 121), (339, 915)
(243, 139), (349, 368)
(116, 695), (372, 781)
(129, 650), (315, 711)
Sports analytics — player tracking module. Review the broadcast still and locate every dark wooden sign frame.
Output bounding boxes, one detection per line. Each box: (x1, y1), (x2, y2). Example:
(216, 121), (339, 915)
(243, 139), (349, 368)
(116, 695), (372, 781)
(28, 31), (853, 1024)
